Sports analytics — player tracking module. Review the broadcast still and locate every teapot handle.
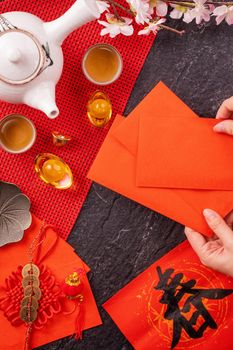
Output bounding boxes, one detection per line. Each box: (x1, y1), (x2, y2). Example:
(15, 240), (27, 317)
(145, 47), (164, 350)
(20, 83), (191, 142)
(44, 0), (101, 45)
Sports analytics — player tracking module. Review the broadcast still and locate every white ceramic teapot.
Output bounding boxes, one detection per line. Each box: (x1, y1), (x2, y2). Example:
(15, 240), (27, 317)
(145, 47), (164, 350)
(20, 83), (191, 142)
(0, 0), (101, 119)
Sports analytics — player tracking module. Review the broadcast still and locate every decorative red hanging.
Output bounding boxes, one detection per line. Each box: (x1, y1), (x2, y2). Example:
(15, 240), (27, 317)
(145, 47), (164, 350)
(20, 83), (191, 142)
(0, 264), (63, 330)
(61, 268), (85, 340)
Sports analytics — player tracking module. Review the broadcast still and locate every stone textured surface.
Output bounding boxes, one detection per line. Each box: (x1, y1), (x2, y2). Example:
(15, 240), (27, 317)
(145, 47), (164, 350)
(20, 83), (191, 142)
(38, 20), (233, 350)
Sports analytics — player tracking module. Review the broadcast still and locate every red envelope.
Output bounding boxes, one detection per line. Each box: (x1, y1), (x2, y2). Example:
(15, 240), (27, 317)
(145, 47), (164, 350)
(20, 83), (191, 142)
(112, 81), (198, 154)
(88, 83), (233, 236)
(137, 115), (233, 190)
(103, 241), (233, 350)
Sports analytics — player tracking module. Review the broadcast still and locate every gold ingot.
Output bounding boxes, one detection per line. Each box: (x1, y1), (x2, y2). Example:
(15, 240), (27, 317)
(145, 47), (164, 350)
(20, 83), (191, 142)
(21, 296), (39, 310)
(22, 275), (40, 288)
(22, 263), (40, 278)
(87, 91), (112, 128)
(52, 131), (72, 147)
(20, 305), (38, 323)
(24, 285), (42, 300)
(35, 153), (73, 190)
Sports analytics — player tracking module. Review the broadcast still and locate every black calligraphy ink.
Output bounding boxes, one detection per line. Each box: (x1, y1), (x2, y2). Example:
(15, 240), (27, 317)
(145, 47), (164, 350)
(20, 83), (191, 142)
(155, 266), (233, 349)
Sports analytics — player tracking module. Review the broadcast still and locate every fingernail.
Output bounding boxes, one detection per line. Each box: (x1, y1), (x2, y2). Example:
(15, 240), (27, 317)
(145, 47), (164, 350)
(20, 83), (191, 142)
(213, 124), (224, 133)
(203, 209), (216, 219)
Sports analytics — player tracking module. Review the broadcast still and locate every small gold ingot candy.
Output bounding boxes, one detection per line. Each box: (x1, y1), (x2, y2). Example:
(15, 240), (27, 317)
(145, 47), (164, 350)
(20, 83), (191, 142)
(24, 285), (42, 300)
(52, 131), (72, 147)
(87, 91), (112, 128)
(20, 305), (38, 323)
(21, 296), (39, 310)
(35, 153), (73, 190)
(22, 275), (40, 288)
(22, 263), (40, 278)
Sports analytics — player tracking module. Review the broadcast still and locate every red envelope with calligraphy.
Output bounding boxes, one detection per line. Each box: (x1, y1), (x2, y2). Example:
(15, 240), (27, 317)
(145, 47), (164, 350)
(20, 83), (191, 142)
(103, 241), (233, 350)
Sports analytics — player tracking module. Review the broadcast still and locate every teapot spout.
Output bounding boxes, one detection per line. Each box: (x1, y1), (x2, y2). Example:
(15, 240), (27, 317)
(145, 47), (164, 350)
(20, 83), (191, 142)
(23, 82), (59, 119)
(44, 0), (100, 45)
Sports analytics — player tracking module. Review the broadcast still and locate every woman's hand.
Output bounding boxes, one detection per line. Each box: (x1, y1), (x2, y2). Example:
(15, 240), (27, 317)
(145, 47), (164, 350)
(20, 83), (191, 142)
(185, 209), (233, 277)
(214, 97), (233, 135)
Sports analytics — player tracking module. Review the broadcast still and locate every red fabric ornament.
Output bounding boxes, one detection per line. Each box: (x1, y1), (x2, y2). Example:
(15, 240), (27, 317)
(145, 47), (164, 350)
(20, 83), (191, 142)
(61, 269), (85, 340)
(0, 264), (63, 330)
(61, 271), (83, 299)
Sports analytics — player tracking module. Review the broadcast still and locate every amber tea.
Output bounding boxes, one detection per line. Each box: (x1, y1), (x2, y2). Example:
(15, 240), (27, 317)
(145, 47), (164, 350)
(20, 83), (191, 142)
(0, 114), (36, 154)
(82, 44), (123, 85)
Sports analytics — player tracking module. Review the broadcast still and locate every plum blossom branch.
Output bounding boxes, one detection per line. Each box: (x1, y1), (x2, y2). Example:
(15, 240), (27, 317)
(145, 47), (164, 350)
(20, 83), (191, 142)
(104, 0), (134, 15)
(97, 0), (233, 39)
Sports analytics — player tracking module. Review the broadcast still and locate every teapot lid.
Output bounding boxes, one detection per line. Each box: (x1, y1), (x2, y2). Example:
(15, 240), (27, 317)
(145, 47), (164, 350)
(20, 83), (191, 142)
(0, 29), (45, 85)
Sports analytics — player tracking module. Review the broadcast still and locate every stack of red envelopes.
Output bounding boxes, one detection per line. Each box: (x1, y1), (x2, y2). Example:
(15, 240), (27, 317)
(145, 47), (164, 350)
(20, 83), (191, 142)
(88, 82), (233, 237)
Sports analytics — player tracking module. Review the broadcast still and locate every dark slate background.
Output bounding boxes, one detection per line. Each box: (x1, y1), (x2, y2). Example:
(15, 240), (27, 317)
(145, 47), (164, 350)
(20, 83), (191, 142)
(38, 19), (233, 350)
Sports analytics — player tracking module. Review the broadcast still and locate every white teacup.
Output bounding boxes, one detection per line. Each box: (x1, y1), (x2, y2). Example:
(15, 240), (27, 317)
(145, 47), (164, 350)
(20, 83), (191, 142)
(82, 43), (123, 86)
(0, 114), (36, 154)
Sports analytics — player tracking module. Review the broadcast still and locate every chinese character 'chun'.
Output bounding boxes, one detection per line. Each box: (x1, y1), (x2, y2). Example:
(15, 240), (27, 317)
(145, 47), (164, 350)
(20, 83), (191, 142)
(155, 266), (233, 349)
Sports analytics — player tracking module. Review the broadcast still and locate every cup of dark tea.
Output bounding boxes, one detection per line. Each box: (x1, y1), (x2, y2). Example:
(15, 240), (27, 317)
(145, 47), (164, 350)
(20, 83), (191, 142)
(82, 43), (123, 85)
(0, 114), (36, 154)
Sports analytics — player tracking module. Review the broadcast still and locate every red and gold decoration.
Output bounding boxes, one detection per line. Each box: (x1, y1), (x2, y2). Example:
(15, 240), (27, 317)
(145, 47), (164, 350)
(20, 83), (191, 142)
(103, 241), (233, 350)
(61, 270), (84, 299)
(61, 269), (86, 340)
(0, 216), (102, 349)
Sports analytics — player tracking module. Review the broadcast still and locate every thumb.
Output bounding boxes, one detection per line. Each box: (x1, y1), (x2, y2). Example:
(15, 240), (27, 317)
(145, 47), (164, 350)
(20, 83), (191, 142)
(203, 209), (233, 245)
(216, 98), (233, 119)
(213, 120), (233, 135)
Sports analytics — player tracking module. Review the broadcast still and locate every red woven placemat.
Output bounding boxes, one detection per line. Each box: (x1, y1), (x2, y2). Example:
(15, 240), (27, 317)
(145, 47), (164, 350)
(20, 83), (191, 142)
(0, 0), (154, 240)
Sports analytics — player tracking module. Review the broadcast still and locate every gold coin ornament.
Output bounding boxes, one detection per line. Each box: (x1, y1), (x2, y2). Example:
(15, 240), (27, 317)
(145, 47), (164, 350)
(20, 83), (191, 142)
(20, 263), (41, 327)
(22, 263), (40, 278)
(21, 296), (39, 310)
(22, 274), (40, 288)
(24, 285), (42, 300)
(34, 153), (73, 190)
(20, 306), (38, 323)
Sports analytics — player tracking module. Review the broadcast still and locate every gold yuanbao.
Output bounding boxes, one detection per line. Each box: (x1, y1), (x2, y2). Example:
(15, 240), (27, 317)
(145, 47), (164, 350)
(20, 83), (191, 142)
(87, 91), (112, 128)
(35, 153), (73, 190)
(52, 131), (72, 147)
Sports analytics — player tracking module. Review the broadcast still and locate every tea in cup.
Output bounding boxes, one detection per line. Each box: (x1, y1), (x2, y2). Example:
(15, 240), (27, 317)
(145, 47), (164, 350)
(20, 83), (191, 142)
(82, 44), (123, 85)
(0, 114), (36, 154)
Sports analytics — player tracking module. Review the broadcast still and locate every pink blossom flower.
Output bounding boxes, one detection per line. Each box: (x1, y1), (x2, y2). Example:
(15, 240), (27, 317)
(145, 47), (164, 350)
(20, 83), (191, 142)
(138, 17), (166, 35)
(149, 0), (168, 16)
(96, 0), (110, 14)
(213, 5), (233, 25)
(183, 0), (214, 25)
(170, 4), (188, 19)
(98, 13), (134, 38)
(127, 0), (152, 24)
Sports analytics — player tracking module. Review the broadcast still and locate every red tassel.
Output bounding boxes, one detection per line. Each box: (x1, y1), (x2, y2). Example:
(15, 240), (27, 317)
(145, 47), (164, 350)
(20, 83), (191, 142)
(74, 302), (84, 340)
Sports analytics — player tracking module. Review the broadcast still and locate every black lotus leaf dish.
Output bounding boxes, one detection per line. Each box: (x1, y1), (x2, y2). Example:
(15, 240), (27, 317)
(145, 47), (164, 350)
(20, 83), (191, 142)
(0, 181), (31, 247)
